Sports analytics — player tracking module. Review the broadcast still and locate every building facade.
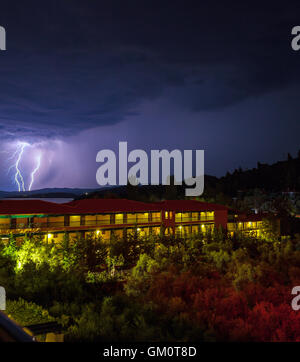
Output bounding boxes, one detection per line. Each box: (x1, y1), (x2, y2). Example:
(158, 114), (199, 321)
(0, 199), (265, 243)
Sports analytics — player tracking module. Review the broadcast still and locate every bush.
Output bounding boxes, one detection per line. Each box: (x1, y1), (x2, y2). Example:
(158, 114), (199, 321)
(6, 298), (55, 326)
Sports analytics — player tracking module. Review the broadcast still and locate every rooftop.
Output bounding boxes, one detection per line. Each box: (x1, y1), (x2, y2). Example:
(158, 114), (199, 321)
(0, 199), (74, 215)
(0, 198), (228, 215)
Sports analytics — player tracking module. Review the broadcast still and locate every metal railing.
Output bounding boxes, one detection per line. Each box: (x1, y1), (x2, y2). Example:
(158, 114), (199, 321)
(175, 216), (214, 222)
(227, 223), (262, 231)
(0, 217), (162, 230)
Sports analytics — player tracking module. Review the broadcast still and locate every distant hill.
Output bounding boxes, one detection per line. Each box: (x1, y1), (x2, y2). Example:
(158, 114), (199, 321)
(75, 175), (220, 202)
(0, 187), (100, 199)
(78, 152), (300, 202)
(217, 152), (300, 195)
(1, 152), (299, 203)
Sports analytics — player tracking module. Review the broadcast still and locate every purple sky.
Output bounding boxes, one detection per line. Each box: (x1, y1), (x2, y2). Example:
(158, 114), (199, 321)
(0, 1), (299, 191)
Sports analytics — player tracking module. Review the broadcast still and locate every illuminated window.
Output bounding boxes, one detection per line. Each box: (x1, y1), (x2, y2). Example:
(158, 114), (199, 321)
(151, 212), (161, 221)
(70, 215), (80, 226)
(175, 213), (182, 222)
(48, 216), (64, 225)
(127, 213), (137, 223)
(182, 212), (189, 220)
(85, 215), (96, 226)
(200, 212), (206, 220)
(207, 212), (214, 220)
(192, 212), (199, 220)
(137, 213), (148, 222)
(115, 213), (123, 224)
(97, 214), (110, 224)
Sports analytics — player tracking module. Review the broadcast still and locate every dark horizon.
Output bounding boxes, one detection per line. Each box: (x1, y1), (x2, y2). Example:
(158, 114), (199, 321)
(0, 148), (298, 194)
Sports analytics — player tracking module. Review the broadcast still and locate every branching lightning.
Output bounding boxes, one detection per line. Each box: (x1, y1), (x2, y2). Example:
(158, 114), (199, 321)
(6, 142), (42, 192)
(29, 154), (41, 191)
(14, 142), (28, 192)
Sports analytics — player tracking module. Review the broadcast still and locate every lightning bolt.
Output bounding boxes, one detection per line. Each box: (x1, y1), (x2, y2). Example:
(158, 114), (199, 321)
(5, 141), (43, 192)
(14, 142), (28, 192)
(29, 154), (41, 191)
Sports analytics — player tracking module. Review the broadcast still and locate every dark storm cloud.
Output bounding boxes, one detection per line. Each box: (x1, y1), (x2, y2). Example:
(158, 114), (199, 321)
(0, 49), (179, 139)
(0, 0), (299, 139)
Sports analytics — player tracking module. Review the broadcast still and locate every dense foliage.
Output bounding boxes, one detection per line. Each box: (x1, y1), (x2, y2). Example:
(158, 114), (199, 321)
(0, 227), (300, 342)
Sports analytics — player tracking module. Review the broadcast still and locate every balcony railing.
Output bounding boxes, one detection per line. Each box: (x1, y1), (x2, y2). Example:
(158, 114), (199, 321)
(0, 224), (11, 230)
(227, 223), (262, 231)
(126, 217), (161, 224)
(0, 217), (162, 231)
(175, 216), (214, 223)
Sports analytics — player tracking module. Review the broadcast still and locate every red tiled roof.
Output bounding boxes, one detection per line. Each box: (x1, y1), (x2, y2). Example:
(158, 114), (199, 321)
(157, 200), (228, 212)
(234, 214), (265, 222)
(0, 200), (74, 215)
(65, 198), (161, 213)
(65, 198), (228, 213)
(0, 198), (228, 215)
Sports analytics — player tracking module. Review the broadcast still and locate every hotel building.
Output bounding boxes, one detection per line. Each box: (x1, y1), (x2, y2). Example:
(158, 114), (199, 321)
(0, 198), (265, 243)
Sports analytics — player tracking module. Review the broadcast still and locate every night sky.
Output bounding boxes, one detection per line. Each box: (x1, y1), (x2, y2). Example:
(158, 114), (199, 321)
(0, 1), (299, 191)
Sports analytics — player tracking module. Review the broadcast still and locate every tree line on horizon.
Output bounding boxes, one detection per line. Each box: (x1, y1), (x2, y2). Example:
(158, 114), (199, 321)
(78, 151), (300, 203)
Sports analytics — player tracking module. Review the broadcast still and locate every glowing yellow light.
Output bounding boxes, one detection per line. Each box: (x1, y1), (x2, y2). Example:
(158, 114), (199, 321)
(96, 230), (100, 235)
(201, 224), (205, 228)
(47, 233), (52, 239)
(137, 228), (141, 232)
(179, 225), (182, 229)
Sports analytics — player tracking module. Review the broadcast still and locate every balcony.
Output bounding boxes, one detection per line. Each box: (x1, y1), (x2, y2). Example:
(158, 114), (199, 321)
(175, 216), (214, 223)
(227, 222), (262, 232)
(0, 216), (162, 232)
(126, 217), (161, 224)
